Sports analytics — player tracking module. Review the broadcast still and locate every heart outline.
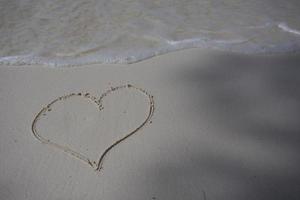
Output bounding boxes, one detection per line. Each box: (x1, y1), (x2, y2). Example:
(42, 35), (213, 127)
(31, 84), (154, 171)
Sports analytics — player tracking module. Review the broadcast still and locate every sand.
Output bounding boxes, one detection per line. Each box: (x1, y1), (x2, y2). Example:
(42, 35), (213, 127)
(0, 49), (300, 200)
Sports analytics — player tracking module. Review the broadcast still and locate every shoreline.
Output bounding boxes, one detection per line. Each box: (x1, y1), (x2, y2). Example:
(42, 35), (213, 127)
(1, 47), (300, 68)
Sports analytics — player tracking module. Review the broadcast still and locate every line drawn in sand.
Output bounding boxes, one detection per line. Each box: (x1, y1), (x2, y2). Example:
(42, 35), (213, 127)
(31, 84), (155, 172)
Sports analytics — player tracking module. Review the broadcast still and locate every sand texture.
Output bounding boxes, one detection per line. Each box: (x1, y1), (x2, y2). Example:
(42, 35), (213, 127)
(0, 49), (300, 200)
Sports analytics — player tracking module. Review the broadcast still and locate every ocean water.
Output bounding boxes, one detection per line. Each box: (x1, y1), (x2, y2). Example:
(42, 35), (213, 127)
(0, 0), (300, 66)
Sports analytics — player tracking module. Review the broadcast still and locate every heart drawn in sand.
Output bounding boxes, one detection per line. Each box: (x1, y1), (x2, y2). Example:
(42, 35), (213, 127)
(31, 84), (154, 172)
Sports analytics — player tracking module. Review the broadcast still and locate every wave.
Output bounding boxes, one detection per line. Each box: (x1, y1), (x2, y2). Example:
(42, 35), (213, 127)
(0, 0), (300, 66)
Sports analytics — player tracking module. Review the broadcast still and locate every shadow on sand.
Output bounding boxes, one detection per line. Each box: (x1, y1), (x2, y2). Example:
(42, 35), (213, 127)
(140, 52), (300, 200)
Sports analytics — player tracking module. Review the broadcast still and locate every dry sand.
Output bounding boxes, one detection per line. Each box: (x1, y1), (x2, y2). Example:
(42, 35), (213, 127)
(0, 49), (300, 200)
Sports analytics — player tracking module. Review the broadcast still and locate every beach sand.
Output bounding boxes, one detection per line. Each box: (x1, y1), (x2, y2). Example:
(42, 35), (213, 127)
(0, 49), (300, 200)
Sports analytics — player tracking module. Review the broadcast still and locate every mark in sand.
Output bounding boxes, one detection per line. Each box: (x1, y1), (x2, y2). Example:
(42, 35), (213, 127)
(31, 84), (155, 172)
